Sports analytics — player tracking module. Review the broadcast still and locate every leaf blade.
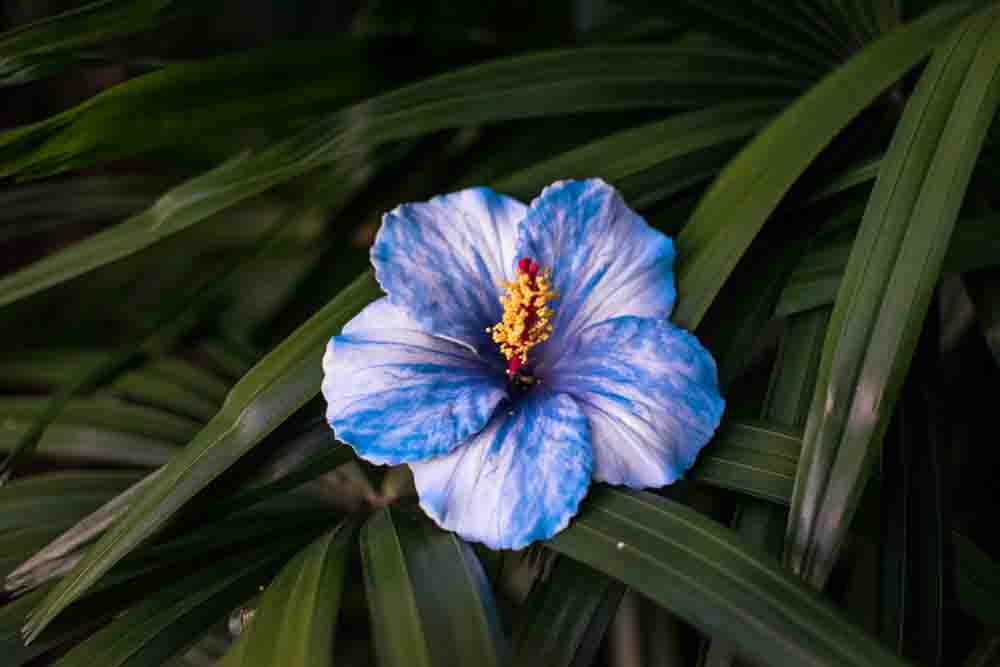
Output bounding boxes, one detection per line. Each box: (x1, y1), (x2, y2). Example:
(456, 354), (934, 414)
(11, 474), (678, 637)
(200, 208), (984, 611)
(22, 272), (381, 642)
(0, 44), (807, 309)
(223, 523), (354, 667)
(672, 0), (980, 330)
(786, 6), (1000, 586)
(550, 487), (909, 667)
(360, 507), (507, 667)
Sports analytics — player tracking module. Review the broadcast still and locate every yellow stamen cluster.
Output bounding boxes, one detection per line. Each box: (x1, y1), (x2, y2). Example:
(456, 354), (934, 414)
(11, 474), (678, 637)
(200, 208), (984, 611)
(487, 266), (557, 373)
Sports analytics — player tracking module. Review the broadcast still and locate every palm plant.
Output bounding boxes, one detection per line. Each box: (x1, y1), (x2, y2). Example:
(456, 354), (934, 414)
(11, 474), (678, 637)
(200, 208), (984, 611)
(1, 0), (999, 665)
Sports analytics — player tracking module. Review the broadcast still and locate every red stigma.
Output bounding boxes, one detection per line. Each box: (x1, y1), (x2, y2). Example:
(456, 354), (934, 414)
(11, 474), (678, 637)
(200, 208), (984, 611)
(518, 257), (539, 277)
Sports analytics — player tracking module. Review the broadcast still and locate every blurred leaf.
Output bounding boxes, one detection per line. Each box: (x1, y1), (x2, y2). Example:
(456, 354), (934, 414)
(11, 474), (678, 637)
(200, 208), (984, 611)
(826, 0), (883, 46)
(8, 427), (346, 597)
(0, 0), (184, 87)
(360, 507), (508, 667)
(196, 337), (257, 382)
(21, 271), (380, 642)
(0, 422), (176, 467)
(218, 523), (354, 667)
(777, 212), (1000, 317)
(0, 471), (142, 534)
(0, 349), (107, 387)
(672, 0), (979, 330)
(786, 7), (1000, 586)
(0, 586), (103, 666)
(109, 369), (220, 421)
(52, 537), (308, 667)
(0, 207), (285, 481)
(5, 470), (161, 594)
(625, 0), (843, 69)
(493, 100), (781, 202)
(696, 232), (808, 388)
(208, 433), (355, 520)
(98, 505), (336, 591)
(145, 359), (230, 405)
(0, 397), (199, 445)
(6, 500), (333, 608)
(512, 556), (625, 667)
(0, 44), (810, 309)
(0, 174), (169, 242)
(0, 39), (383, 180)
(550, 487), (909, 667)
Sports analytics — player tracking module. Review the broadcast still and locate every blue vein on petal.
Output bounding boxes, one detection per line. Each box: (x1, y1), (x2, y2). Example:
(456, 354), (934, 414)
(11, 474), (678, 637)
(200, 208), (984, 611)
(410, 389), (592, 550)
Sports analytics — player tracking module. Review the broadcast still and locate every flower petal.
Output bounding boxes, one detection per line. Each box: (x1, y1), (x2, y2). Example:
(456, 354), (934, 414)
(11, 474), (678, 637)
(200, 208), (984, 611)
(515, 179), (675, 368)
(373, 187), (527, 349)
(409, 388), (592, 550)
(323, 328), (507, 465)
(342, 296), (425, 336)
(549, 316), (724, 488)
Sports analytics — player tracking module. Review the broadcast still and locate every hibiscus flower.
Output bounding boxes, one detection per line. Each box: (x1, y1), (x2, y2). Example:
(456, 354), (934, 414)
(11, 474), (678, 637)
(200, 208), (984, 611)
(322, 178), (724, 549)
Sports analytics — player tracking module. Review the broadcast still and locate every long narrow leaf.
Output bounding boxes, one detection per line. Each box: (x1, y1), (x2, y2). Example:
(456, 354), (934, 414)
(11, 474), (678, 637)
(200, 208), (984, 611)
(777, 212), (1000, 316)
(52, 540), (307, 667)
(21, 272), (381, 642)
(0, 471), (140, 535)
(703, 306), (827, 666)
(512, 556), (625, 667)
(0, 39), (382, 180)
(786, 7), (1000, 586)
(0, 209), (285, 480)
(672, 0), (979, 330)
(0, 397), (199, 445)
(550, 487), (909, 667)
(0, 44), (809, 309)
(0, 0), (182, 86)
(493, 100), (780, 201)
(360, 507), (508, 667)
(690, 420), (801, 505)
(219, 523), (354, 667)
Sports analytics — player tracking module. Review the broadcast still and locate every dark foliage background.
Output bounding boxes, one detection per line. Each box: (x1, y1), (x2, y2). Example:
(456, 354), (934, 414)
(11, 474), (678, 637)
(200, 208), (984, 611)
(1, 1), (999, 665)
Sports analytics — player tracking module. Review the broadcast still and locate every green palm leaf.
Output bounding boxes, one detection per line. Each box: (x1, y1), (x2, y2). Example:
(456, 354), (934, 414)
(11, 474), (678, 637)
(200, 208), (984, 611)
(550, 487), (908, 667)
(0, 44), (807, 309)
(360, 507), (508, 667)
(673, 0), (981, 330)
(0, 0), (184, 86)
(21, 271), (379, 642)
(218, 523), (354, 667)
(787, 5), (1000, 586)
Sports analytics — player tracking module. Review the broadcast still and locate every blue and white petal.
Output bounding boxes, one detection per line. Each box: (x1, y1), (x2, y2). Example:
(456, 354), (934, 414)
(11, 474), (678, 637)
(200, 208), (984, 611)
(373, 187), (526, 349)
(548, 316), (724, 488)
(342, 297), (426, 336)
(409, 389), (592, 550)
(323, 328), (507, 465)
(515, 179), (675, 368)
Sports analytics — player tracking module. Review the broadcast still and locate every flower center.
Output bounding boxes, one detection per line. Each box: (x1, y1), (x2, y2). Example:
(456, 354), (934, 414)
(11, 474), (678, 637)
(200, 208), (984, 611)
(487, 257), (558, 378)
